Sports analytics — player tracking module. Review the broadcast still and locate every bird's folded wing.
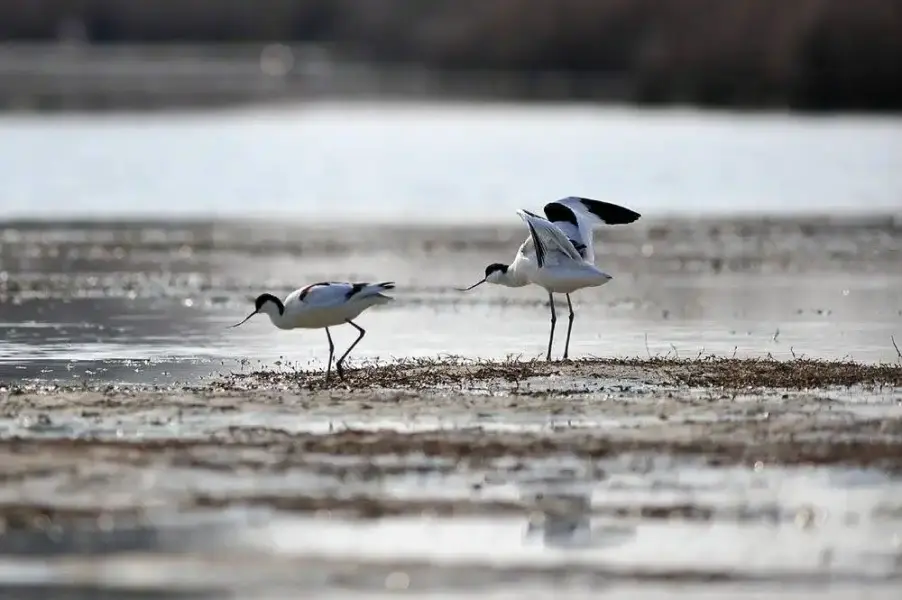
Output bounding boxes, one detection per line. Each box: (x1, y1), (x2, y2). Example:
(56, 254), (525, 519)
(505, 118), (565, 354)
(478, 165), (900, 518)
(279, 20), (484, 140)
(300, 283), (352, 307)
(516, 210), (584, 267)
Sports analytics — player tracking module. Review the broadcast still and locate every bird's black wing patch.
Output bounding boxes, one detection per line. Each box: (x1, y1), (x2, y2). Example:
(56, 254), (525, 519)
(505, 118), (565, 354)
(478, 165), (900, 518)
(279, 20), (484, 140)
(545, 203), (587, 257)
(525, 220), (546, 268)
(345, 282), (369, 300)
(570, 239), (587, 258)
(298, 282), (330, 301)
(543, 202), (579, 227)
(570, 198), (641, 225)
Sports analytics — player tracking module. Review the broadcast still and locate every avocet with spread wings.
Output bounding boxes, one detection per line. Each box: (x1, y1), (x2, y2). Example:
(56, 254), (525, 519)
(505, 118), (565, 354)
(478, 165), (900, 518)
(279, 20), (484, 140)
(458, 197), (641, 361)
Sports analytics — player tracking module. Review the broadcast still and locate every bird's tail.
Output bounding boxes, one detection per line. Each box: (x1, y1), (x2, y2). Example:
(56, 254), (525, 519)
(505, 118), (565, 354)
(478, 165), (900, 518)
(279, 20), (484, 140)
(356, 281), (396, 303)
(376, 282), (395, 300)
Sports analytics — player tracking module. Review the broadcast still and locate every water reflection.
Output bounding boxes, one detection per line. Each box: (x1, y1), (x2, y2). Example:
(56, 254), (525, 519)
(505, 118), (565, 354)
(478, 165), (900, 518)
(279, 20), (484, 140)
(0, 298), (223, 383)
(0, 512), (259, 598)
(523, 490), (636, 551)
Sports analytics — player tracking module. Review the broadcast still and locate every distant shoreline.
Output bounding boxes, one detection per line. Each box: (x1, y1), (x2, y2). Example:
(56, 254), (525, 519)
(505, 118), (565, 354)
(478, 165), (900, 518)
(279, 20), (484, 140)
(0, 42), (630, 112)
(1, 42), (900, 114)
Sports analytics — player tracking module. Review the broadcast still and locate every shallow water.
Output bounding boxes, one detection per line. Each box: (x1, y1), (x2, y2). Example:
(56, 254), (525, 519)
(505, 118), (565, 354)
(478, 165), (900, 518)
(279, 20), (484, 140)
(2, 103), (902, 222)
(1, 230), (900, 384)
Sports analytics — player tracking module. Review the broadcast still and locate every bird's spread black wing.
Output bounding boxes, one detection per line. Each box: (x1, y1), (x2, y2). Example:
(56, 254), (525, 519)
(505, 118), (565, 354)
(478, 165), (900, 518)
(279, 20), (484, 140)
(542, 202), (580, 227)
(543, 197), (642, 263)
(548, 197), (641, 226)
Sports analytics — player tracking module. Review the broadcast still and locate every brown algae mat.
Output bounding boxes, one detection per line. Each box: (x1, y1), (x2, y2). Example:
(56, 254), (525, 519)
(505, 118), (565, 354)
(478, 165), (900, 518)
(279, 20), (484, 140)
(211, 355), (902, 392)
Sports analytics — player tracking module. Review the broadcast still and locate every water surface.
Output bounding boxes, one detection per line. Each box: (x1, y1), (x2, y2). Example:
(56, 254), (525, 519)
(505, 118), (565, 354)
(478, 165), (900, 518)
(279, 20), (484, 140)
(2, 103), (901, 222)
(1, 221), (900, 384)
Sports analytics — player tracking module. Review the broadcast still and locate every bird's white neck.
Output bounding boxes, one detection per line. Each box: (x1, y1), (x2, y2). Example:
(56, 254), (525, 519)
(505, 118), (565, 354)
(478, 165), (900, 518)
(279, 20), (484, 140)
(259, 303), (291, 329)
(496, 264), (530, 288)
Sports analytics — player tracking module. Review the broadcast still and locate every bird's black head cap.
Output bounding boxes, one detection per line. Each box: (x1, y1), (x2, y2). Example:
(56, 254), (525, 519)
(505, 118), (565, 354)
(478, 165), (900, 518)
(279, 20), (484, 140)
(485, 263), (509, 277)
(254, 293), (284, 314)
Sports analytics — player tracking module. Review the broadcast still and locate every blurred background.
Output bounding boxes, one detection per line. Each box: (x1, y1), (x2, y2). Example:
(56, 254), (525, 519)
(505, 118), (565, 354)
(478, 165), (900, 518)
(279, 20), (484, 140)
(1, 0), (900, 221)
(3, 0), (902, 111)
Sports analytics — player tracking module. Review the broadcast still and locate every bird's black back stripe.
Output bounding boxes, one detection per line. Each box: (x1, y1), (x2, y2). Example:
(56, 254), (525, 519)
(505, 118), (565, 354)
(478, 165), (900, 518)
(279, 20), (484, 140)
(299, 282), (330, 301)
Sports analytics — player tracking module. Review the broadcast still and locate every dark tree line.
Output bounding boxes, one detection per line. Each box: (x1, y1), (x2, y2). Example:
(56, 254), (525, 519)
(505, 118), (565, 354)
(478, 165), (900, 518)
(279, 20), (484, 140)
(2, 0), (901, 110)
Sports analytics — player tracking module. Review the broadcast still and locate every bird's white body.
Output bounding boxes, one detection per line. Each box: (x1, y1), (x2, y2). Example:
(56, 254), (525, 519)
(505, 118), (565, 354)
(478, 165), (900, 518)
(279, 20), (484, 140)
(260, 282), (394, 330)
(460, 196), (640, 360)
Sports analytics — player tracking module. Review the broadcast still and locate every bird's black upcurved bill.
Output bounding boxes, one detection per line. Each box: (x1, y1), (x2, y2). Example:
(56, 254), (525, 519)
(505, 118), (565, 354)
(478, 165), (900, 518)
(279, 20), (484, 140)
(229, 311), (258, 328)
(456, 278), (486, 292)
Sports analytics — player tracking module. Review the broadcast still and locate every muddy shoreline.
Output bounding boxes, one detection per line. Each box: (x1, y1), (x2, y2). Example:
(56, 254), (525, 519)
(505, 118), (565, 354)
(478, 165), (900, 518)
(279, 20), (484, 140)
(2, 357), (900, 529)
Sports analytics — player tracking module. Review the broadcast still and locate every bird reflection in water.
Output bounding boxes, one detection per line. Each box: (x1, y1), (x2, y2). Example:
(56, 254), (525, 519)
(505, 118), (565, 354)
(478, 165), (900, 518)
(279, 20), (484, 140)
(523, 490), (636, 550)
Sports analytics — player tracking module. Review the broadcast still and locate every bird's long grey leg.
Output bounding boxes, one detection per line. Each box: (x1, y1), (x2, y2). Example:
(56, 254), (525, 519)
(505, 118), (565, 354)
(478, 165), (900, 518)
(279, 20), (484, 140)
(563, 294), (575, 360)
(336, 320), (366, 379)
(324, 327), (335, 383)
(546, 292), (557, 361)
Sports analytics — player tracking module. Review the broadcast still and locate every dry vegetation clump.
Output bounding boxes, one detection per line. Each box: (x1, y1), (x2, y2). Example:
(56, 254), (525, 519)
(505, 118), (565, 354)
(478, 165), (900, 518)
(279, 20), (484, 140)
(651, 356), (902, 389)
(217, 355), (902, 392)
(4, 356), (898, 397)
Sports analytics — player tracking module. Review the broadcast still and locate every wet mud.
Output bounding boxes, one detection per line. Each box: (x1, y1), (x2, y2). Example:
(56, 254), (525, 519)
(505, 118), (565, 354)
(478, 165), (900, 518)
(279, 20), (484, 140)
(2, 356), (901, 525)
